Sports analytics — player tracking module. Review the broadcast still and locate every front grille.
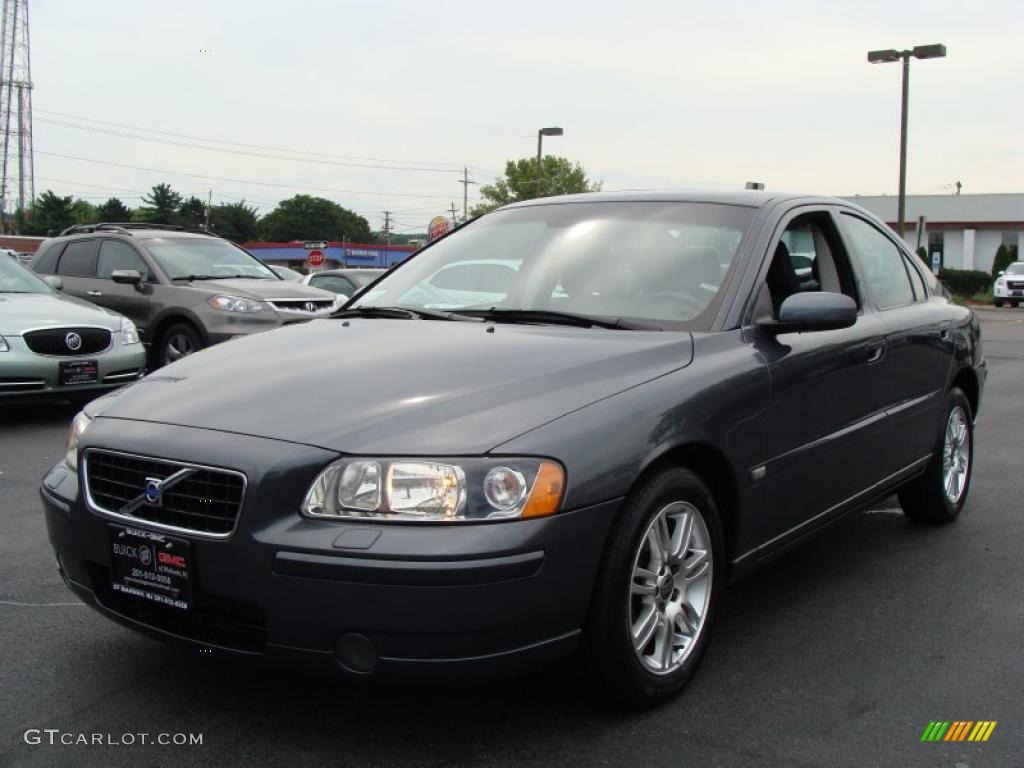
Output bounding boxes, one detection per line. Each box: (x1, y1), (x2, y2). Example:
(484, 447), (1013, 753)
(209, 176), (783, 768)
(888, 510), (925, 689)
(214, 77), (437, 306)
(85, 450), (246, 536)
(267, 299), (333, 314)
(23, 326), (111, 356)
(1008, 280), (1024, 290)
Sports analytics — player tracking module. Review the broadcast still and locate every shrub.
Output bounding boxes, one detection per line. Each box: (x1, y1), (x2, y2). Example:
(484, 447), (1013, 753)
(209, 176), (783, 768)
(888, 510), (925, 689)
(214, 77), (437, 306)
(939, 268), (992, 296)
(992, 244), (1016, 278)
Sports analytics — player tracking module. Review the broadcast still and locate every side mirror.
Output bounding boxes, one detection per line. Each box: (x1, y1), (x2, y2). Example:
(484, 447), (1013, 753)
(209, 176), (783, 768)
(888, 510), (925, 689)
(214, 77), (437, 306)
(111, 269), (143, 285)
(43, 275), (63, 291)
(764, 292), (857, 334)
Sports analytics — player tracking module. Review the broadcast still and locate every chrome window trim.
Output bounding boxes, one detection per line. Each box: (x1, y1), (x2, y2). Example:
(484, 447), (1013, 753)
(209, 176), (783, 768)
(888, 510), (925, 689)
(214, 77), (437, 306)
(82, 447), (248, 540)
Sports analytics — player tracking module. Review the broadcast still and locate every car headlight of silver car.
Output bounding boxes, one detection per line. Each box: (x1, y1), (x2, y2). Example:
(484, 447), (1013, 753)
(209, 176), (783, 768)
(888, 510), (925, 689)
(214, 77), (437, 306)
(206, 294), (263, 313)
(302, 457), (565, 522)
(65, 410), (92, 471)
(120, 317), (140, 345)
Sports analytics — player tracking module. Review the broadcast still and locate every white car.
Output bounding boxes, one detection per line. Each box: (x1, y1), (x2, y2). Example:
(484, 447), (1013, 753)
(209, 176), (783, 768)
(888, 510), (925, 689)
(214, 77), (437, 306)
(994, 262), (1024, 308)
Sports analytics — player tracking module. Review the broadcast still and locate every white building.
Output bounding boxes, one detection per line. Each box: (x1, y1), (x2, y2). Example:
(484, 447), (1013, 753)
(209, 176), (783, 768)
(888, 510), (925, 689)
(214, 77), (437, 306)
(842, 193), (1024, 273)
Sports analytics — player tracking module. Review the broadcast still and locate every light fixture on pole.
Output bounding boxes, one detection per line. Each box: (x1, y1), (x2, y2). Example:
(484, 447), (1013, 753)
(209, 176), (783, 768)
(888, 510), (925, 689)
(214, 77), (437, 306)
(867, 44), (946, 238)
(536, 127), (564, 194)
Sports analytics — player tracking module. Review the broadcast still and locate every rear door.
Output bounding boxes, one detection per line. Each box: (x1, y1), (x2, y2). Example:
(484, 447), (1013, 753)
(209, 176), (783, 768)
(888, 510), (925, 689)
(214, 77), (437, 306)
(93, 239), (154, 335)
(837, 211), (953, 472)
(53, 239), (99, 301)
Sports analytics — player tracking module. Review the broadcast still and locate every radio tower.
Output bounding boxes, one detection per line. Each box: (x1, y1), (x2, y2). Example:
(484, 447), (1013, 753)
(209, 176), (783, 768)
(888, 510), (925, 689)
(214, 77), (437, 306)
(0, 0), (33, 233)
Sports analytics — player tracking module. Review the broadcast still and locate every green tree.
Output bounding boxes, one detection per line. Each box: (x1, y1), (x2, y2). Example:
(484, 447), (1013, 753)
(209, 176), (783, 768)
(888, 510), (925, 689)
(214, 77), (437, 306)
(21, 190), (76, 236)
(259, 195), (374, 242)
(177, 196), (206, 229)
(134, 183), (183, 224)
(96, 197), (133, 222)
(210, 201), (260, 243)
(70, 199), (99, 225)
(471, 156), (601, 216)
(992, 244), (1017, 278)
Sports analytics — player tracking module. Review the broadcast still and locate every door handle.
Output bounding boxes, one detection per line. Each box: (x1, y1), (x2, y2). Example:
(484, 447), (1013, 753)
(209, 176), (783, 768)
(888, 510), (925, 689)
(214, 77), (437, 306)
(866, 340), (886, 364)
(86, 290), (103, 297)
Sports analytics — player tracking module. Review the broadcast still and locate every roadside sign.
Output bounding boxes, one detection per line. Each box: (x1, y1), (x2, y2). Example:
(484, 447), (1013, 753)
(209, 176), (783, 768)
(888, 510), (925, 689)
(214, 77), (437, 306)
(428, 216), (453, 242)
(307, 249), (325, 268)
(931, 252), (941, 276)
(304, 241), (327, 250)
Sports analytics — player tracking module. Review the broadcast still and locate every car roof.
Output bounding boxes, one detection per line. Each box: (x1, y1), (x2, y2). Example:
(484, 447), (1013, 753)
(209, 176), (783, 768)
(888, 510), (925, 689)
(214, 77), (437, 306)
(499, 188), (837, 210)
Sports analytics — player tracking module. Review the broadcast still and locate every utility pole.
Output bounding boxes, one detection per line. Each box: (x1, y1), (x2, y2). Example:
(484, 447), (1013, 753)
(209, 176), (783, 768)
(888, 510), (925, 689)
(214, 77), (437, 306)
(382, 210), (392, 245)
(0, 0), (35, 233)
(203, 188), (211, 231)
(458, 167), (477, 223)
(449, 202), (458, 225)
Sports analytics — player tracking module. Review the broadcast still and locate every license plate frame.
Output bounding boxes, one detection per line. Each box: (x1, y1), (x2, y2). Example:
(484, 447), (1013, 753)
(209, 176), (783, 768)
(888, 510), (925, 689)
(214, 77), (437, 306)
(109, 525), (192, 611)
(59, 360), (98, 386)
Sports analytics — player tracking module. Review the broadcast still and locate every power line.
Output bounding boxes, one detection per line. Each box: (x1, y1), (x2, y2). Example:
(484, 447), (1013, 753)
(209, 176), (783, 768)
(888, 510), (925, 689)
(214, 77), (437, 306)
(34, 108), (466, 169)
(36, 149), (454, 200)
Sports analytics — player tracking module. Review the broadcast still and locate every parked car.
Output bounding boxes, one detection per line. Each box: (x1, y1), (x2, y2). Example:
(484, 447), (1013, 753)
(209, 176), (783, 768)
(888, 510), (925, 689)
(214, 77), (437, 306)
(302, 268), (385, 298)
(269, 265), (305, 282)
(0, 253), (146, 403)
(30, 224), (340, 367)
(993, 262), (1024, 307)
(42, 191), (984, 707)
(16, 251), (34, 266)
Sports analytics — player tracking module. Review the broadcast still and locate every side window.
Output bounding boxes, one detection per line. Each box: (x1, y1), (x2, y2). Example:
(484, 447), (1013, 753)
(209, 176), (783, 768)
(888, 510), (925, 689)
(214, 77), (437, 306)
(30, 241), (62, 274)
(760, 212), (860, 319)
(902, 253), (929, 301)
(56, 240), (98, 277)
(309, 275), (354, 295)
(840, 215), (915, 310)
(97, 240), (150, 281)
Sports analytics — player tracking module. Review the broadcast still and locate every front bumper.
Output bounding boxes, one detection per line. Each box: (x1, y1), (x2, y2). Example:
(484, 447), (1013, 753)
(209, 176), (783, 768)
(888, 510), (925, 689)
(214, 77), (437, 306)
(993, 283), (1024, 299)
(0, 336), (146, 399)
(41, 418), (618, 680)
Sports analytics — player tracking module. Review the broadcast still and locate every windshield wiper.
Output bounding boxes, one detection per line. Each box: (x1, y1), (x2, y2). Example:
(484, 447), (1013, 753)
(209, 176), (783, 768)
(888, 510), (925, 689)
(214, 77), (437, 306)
(461, 308), (661, 331)
(170, 274), (220, 281)
(331, 305), (482, 322)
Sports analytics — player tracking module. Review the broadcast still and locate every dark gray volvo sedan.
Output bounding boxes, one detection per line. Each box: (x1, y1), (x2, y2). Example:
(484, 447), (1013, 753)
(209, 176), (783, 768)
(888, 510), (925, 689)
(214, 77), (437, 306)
(40, 191), (985, 707)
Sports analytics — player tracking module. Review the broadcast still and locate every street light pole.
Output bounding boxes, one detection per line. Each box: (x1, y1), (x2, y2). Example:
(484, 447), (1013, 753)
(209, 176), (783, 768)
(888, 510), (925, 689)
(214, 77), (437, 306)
(867, 44), (946, 239)
(536, 126), (563, 196)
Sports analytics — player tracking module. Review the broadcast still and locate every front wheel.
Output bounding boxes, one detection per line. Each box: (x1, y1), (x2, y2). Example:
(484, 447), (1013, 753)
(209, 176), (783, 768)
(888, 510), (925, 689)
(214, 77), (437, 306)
(1011, 300), (1020, 308)
(581, 468), (724, 708)
(993, 299), (1004, 308)
(158, 322), (204, 368)
(898, 388), (973, 524)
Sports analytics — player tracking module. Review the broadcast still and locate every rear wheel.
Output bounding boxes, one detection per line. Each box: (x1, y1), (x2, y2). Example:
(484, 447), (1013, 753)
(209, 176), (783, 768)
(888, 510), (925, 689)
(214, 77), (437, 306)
(581, 468), (724, 708)
(158, 322), (204, 368)
(1011, 300), (1020, 308)
(898, 388), (973, 524)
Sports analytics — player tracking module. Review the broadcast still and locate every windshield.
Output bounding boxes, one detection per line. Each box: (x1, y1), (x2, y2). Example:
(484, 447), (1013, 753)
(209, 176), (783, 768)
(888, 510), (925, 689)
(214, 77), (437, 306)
(145, 238), (276, 280)
(353, 201), (753, 329)
(0, 253), (53, 293)
(1007, 263), (1024, 276)
(349, 270), (385, 287)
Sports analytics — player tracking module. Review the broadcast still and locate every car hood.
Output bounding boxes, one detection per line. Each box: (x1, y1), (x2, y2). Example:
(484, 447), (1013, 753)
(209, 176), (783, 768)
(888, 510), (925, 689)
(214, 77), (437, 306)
(99, 319), (694, 454)
(183, 278), (335, 301)
(0, 292), (121, 335)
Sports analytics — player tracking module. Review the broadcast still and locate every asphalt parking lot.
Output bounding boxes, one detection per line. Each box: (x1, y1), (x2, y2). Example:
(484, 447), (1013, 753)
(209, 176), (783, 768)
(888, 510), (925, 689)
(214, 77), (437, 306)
(2, 307), (1022, 768)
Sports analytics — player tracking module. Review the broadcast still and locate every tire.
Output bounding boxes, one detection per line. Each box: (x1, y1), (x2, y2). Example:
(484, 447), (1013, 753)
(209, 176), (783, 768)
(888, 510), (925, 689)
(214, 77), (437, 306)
(993, 299), (1003, 308)
(581, 467), (725, 708)
(898, 388), (973, 524)
(158, 322), (204, 368)
(1011, 300), (1020, 308)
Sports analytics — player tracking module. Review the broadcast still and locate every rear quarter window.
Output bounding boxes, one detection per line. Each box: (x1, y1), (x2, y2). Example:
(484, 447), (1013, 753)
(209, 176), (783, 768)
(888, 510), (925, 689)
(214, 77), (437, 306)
(30, 241), (62, 274)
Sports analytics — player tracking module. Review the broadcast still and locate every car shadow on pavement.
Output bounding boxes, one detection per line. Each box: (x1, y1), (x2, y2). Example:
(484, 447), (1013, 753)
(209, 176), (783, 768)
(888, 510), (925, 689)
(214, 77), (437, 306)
(0, 400), (81, 429)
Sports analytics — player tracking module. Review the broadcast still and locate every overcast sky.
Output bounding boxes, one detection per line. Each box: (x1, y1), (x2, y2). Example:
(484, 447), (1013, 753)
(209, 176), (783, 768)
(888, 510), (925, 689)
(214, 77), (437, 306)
(28, 0), (1024, 232)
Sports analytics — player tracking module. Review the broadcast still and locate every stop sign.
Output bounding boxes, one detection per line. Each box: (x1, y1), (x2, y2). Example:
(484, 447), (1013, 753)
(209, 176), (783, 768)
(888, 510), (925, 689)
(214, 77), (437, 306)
(307, 249), (325, 268)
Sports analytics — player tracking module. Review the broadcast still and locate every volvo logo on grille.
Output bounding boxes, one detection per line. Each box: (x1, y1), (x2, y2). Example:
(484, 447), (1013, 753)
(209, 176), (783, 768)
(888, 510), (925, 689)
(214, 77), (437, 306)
(143, 477), (163, 506)
(65, 332), (82, 351)
(304, 301), (317, 312)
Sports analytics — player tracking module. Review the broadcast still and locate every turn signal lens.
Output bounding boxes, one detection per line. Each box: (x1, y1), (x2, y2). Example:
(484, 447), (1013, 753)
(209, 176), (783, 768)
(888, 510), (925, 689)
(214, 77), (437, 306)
(522, 460), (565, 519)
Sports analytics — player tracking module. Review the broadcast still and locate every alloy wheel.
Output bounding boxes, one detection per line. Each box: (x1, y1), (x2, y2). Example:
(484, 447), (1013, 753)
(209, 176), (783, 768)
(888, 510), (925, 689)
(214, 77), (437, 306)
(942, 405), (970, 504)
(164, 333), (195, 363)
(628, 501), (713, 675)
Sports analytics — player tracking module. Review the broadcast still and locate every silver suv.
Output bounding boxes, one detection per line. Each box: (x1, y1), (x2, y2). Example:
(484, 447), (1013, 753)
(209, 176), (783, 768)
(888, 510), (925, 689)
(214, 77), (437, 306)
(30, 224), (339, 367)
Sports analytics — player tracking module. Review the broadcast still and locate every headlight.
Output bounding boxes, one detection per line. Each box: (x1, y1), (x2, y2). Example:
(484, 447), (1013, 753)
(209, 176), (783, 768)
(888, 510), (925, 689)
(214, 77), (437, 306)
(120, 317), (140, 345)
(65, 410), (92, 470)
(207, 294), (263, 313)
(302, 457), (565, 522)
(0, 335), (8, 352)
